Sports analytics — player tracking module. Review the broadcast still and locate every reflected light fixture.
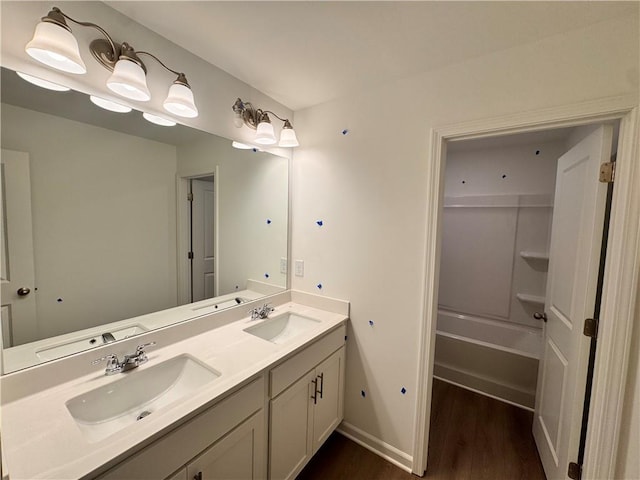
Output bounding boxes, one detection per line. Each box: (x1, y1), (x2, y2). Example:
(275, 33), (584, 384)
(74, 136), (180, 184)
(89, 95), (132, 113)
(25, 7), (198, 118)
(142, 112), (176, 127)
(232, 98), (299, 148)
(231, 141), (254, 150)
(16, 71), (70, 91)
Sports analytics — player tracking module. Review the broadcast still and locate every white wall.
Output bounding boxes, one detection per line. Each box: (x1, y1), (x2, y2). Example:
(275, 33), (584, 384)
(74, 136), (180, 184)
(441, 140), (563, 329)
(1, 104), (178, 341)
(291, 12), (639, 464)
(177, 139), (288, 295)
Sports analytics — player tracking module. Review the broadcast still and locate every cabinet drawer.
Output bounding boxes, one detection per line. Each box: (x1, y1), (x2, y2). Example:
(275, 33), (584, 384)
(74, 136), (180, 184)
(270, 324), (345, 398)
(98, 376), (264, 480)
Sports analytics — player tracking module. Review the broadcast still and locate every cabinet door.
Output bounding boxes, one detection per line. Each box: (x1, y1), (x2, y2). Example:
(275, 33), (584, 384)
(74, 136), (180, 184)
(269, 370), (316, 480)
(187, 410), (265, 480)
(165, 468), (187, 480)
(312, 347), (345, 453)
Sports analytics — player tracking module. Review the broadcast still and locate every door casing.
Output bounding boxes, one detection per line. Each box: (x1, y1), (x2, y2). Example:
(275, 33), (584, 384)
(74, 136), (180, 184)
(412, 95), (640, 479)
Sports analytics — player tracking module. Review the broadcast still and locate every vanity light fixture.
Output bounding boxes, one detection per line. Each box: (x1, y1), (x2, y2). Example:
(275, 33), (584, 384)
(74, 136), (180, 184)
(16, 71), (70, 91)
(25, 7), (199, 118)
(232, 98), (299, 148)
(89, 95), (132, 113)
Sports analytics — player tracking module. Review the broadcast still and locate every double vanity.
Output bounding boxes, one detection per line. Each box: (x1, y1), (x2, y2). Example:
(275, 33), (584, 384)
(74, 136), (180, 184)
(1, 291), (349, 480)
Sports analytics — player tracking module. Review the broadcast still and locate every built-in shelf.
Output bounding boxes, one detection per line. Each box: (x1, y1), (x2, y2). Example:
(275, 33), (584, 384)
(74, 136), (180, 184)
(520, 251), (550, 261)
(516, 293), (545, 306)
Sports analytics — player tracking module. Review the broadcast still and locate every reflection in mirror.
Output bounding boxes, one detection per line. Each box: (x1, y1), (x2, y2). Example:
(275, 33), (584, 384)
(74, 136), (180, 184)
(0, 67), (288, 373)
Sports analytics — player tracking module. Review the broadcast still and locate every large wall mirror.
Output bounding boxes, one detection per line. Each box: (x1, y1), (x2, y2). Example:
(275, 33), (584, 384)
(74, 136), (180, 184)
(0, 67), (289, 373)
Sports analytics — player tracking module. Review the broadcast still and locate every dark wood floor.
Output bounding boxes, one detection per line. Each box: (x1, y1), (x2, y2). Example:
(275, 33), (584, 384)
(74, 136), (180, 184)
(297, 379), (545, 480)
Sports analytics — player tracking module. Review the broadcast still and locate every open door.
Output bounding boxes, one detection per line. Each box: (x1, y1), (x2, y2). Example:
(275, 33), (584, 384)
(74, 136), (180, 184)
(533, 125), (613, 479)
(1, 149), (38, 347)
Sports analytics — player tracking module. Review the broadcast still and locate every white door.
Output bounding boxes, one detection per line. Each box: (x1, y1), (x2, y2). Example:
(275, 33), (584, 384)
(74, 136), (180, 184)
(312, 348), (345, 453)
(186, 411), (265, 480)
(191, 177), (215, 302)
(269, 370), (315, 480)
(1, 149), (37, 347)
(533, 125), (613, 479)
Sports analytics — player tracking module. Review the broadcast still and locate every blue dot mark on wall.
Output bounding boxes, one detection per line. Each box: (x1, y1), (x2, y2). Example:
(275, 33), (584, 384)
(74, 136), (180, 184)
(368, 320), (374, 326)
(264, 273), (270, 279)
(401, 387), (407, 395)
(317, 283), (323, 290)
(266, 219), (272, 225)
(57, 298), (63, 303)
(361, 390), (366, 398)
(316, 220), (324, 227)
(342, 129), (349, 136)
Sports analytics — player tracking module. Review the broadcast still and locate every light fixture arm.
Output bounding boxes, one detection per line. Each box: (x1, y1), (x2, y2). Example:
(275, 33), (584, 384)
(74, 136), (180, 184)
(46, 7), (118, 64)
(232, 98), (293, 130)
(136, 51), (191, 88)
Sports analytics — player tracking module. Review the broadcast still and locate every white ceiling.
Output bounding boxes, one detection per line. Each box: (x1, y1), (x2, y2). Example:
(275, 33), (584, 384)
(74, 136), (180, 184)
(107, 1), (637, 111)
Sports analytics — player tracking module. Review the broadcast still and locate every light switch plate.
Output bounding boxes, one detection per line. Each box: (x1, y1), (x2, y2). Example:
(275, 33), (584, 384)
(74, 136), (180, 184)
(295, 260), (304, 277)
(280, 257), (288, 274)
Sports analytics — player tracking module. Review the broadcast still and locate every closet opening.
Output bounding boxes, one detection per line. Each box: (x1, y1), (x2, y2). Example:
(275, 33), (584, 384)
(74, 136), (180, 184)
(426, 121), (620, 479)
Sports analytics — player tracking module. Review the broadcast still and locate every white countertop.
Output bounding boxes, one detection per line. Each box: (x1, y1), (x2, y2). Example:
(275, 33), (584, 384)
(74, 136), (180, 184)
(1, 299), (348, 480)
(2, 284), (276, 373)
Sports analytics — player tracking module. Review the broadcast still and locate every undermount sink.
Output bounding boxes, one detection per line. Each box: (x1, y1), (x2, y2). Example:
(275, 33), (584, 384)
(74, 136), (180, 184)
(66, 355), (221, 443)
(243, 312), (321, 345)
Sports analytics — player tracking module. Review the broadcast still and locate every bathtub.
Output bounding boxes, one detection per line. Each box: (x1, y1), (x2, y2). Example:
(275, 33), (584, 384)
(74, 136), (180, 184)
(434, 309), (542, 410)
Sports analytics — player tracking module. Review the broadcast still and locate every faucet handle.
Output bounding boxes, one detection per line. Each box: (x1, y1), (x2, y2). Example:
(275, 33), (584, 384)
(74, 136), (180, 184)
(92, 353), (122, 375)
(133, 341), (157, 364)
(135, 341), (157, 353)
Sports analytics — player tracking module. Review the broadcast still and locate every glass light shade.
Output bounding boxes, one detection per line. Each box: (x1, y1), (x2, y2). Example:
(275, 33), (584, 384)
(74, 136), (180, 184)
(107, 59), (150, 101)
(232, 141), (253, 150)
(163, 83), (198, 118)
(90, 95), (132, 113)
(25, 21), (86, 74)
(254, 121), (277, 145)
(142, 112), (176, 126)
(279, 128), (299, 148)
(16, 71), (70, 91)
(233, 112), (244, 128)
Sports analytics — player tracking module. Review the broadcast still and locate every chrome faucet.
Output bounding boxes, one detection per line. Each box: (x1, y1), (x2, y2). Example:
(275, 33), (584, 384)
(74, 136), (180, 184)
(101, 332), (116, 344)
(249, 303), (275, 320)
(92, 341), (156, 375)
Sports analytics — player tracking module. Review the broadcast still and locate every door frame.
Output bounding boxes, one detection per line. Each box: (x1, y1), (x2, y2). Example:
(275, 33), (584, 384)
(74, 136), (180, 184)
(411, 95), (639, 478)
(176, 168), (220, 306)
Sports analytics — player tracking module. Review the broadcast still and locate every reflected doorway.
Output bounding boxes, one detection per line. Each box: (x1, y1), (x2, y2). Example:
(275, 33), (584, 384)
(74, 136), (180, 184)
(189, 176), (216, 303)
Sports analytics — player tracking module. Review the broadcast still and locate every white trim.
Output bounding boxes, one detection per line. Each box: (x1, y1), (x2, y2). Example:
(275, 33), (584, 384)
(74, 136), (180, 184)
(176, 176), (191, 305)
(337, 422), (413, 473)
(584, 106), (640, 480)
(412, 94), (639, 477)
(433, 375), (534, 412)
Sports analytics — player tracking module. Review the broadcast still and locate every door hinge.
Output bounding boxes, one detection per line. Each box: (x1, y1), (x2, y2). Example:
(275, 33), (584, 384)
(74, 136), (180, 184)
(583, 317), (599, 339)
(187, 251), (194, 260)
(187, 192), (194, 202)
(599, 162), (615, 183)
(568, 461), (582, 480)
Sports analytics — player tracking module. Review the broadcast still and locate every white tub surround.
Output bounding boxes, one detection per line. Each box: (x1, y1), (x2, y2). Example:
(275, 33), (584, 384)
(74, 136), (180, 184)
(434, 310), (541, 409)
(1, 291), (348, 480)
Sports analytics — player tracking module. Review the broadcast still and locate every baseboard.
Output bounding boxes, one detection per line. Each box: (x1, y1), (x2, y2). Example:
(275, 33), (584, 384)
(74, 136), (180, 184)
(336, 422), (413, 473)
(434, 361), (535, 409)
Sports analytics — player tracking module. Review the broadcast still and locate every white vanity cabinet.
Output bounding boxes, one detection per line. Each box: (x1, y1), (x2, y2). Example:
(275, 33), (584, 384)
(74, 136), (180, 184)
(268, 325), (346, 480)
(98, 377), (266, 480)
